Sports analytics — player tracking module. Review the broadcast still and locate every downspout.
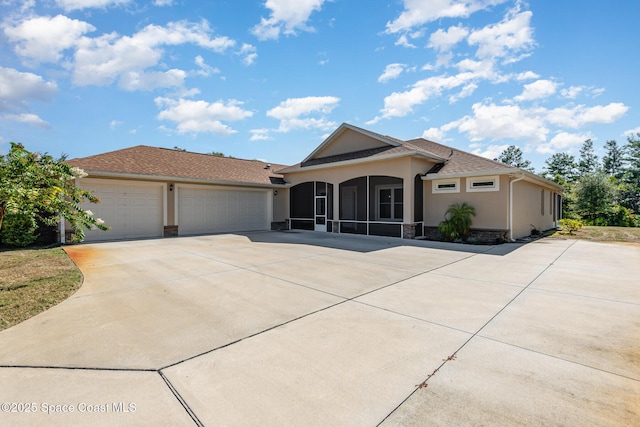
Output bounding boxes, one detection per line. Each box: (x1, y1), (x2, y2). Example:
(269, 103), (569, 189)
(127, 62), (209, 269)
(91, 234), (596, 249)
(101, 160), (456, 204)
(509, 172), (525, 242)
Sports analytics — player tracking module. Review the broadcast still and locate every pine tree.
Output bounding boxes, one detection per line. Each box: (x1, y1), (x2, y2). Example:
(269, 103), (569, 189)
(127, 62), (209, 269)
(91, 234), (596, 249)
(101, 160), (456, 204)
(578, 139), (600, 175)
(602, 139), (626, 179)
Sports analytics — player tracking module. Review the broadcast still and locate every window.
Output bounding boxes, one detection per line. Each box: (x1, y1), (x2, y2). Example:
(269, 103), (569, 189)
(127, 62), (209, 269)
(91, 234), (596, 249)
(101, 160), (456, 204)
(466, 176), (499, 192)
(541, 189), (545, 215)
(432, 178), (460, 193)
(376, 185), (403, 221)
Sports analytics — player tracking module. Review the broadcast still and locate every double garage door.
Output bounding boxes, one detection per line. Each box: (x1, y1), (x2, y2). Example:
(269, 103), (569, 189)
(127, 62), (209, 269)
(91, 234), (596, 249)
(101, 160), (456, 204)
(79, 180), (270, 242)
(178, 186), (270, 235)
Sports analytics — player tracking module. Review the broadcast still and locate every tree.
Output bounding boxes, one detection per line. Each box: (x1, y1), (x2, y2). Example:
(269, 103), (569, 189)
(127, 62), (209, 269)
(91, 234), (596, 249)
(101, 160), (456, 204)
(578, 139), (600, 175)
(573, 172), (617, 223)
(497, 145), (535, 172)
(0, 143), (108, 243)
(619, 132), (640, 213)
(543, 152), (578, 184)
(602, 139), (626, 179)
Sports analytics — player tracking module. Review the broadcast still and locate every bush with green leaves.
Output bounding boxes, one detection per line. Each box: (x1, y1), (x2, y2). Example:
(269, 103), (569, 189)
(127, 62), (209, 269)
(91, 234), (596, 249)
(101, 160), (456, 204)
(438, 202), (476, 241)
(1, 143), (109, 242)
(559, 218), (583, 235)
(0, 211), (39, 247)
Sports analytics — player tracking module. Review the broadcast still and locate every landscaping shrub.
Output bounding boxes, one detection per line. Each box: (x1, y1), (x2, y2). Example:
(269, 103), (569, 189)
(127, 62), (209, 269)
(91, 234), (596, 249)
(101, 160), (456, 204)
(438, 202), (476, 241)
(0, 211), (39, 247)
(559, 218), (583, 235)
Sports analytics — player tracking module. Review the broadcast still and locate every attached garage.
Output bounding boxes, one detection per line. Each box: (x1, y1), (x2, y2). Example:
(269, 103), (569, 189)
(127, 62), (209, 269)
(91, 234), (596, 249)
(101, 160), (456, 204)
(79, 179), (165, 242)
(177, 185), (271, 236)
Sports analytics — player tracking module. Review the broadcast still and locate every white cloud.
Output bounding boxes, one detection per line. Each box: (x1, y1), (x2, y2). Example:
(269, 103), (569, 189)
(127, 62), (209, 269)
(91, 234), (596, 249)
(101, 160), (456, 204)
(252, 0), (325, 41)
(560, 85), (584, 99)
(238, 43), (257, 66)
(428, 25), (469, 52)
(514, 79), (557, 101)
(119, 69), (187, 91)
(470, 143), (510, 160)
(154, 0), (174, 5)
(109, 120), (122, 129)
(535, 131), (590, 154)
(267, 96), (340, 132)
(449, 82), (478, 103)
(456, 102), (549, 142)
(395, 34), (416, 48)
(546, 103), (629, 128)
(55, 0), (131, 11)
(386, 0), (508, 34)
(368, 72), (475, 123)
(515, 71), (539, 80)
(422, 127), (446, 141)
(249, 128), (272, 141)
(430, 100), (628, 156)
(1, 113), (51, 129)
(378, 63), (405, 83)
(73, 20), (235, 89)
(155, 97), (253, 135)
(194, 55), (220, 77)
(0, 67), (57, 110)
(624, 127), (640, 137)
(4, 15), (95, 64)
(467, 9), (534, 61)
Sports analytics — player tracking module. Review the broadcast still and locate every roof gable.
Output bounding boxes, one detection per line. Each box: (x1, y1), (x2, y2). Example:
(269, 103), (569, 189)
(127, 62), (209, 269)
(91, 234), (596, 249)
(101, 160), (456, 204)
(66, 146), (286, 186)
(303, 123), (402, 162)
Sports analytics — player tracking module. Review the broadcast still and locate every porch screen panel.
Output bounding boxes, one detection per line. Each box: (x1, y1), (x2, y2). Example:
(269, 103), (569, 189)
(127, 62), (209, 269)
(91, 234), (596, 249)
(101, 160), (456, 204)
(369, 176), (403, 221)
(414, 174), (424, 222)
(339, 177), (367, 221)
(290, 182), (314, 219)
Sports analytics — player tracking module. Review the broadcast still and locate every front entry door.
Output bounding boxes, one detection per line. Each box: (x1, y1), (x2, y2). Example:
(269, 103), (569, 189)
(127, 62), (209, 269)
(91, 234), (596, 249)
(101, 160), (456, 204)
(315, 195), (327, 232)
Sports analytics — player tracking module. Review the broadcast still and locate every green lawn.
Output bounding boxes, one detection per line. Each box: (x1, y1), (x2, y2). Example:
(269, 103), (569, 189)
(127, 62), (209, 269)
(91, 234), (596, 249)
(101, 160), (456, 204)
(0, 247), (82, 331)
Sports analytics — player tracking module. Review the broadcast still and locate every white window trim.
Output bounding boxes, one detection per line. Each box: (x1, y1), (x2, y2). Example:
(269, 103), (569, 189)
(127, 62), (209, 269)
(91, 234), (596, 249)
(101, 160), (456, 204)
(466, 175), (500, 192)
(432, 178), (460, 194)
(375, 184), (403, 221)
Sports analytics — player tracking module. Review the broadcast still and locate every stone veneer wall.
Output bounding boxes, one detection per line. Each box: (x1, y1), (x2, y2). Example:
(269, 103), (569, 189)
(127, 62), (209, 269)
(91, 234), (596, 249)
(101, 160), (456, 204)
(423, 226), (509, 244)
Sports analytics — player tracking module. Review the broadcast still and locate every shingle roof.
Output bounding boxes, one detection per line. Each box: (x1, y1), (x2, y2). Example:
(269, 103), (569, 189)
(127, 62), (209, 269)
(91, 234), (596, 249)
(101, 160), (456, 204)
(404, 138), (517, 175)
(67, 145), (286, 186)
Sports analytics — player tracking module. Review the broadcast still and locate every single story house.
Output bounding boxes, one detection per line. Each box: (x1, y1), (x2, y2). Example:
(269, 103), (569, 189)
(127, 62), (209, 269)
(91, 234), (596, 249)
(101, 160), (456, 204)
(66, 123), (562, 243)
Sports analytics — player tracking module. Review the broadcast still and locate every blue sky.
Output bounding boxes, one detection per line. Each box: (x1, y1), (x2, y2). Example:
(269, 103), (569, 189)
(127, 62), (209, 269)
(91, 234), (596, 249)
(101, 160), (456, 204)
(1, 0), (638, 172)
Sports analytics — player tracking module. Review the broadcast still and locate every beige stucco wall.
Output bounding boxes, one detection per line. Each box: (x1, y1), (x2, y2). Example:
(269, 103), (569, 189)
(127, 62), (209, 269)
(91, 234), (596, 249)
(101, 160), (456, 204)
(272, 189), (287, 222)
(313, 128), (391, 159)
(512, 179), (558, 238)
(423, 175), (509, 230)
(283, 156), (437, 223)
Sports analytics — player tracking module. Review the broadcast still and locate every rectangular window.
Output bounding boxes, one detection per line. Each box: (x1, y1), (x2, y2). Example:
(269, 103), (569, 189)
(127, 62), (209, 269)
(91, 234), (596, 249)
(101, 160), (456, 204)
(466, 176), (499, 192)
(432, 178), (460, 193)
(541, 189), (545, 215)
(376, 185), (403, 221)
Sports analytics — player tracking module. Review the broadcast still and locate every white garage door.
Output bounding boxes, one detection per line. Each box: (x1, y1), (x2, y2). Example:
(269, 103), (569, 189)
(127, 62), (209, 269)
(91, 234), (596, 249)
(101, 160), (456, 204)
(178, 186), (270, 235)
(79, 180), (164, 242)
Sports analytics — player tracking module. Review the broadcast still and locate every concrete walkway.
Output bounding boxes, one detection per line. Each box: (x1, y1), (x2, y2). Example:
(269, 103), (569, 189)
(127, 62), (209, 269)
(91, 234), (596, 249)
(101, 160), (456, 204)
(0, 232), (638, 426)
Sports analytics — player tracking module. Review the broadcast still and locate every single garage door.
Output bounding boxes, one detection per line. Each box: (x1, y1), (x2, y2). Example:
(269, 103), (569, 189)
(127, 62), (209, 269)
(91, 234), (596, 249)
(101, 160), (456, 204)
(79, 180), (164, 242)
(178, 186), (270, 235)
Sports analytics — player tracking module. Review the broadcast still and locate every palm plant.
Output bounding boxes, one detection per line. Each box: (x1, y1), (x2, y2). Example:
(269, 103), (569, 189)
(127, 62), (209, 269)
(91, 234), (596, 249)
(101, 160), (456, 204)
(438, 202), (476, 241)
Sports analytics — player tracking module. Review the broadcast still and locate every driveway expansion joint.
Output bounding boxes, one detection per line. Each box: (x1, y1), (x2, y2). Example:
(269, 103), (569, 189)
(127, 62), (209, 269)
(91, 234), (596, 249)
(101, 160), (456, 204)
(377, 239), (579, 426)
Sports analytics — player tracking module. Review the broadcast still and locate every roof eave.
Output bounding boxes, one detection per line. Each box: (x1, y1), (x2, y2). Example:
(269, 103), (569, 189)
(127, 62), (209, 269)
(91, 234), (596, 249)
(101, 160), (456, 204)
(282, 150), (445, 174)
(81, 170), (288, 189)
(423, 168), (563, 191)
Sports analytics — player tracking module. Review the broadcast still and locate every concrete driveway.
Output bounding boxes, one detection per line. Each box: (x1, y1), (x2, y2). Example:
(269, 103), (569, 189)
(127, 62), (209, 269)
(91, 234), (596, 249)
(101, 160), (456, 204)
(0, 232), (638, 426)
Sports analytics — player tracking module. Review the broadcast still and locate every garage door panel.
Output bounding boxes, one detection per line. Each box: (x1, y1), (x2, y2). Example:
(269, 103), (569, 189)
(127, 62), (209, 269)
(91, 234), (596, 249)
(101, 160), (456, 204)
(178, 187), (269, 235)
(79, 182), (164, 241)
